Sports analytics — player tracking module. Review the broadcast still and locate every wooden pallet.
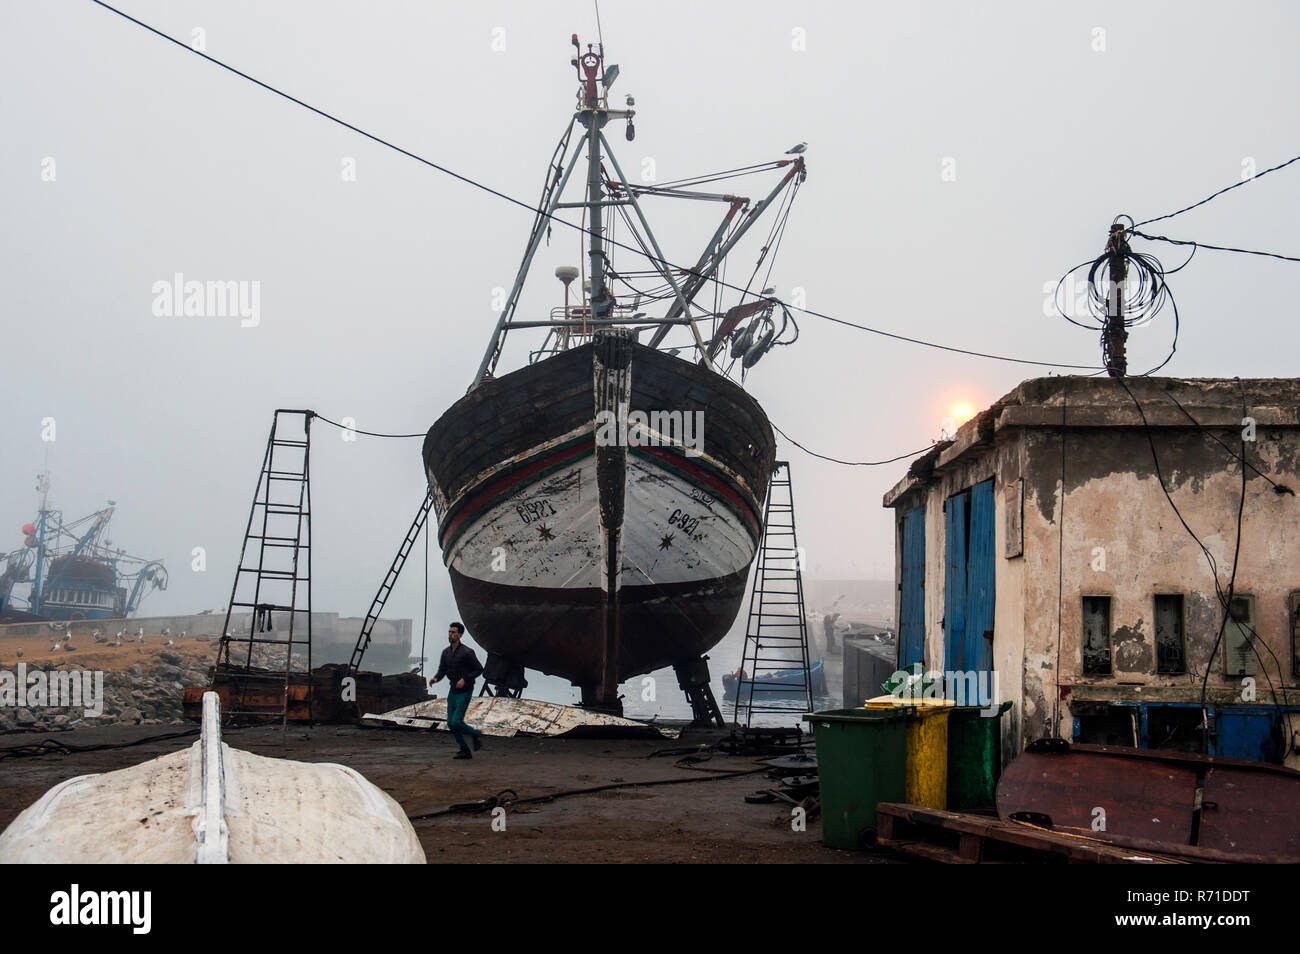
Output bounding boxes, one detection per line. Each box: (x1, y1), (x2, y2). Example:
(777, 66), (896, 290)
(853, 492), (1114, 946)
(875, 803), (1184, 864)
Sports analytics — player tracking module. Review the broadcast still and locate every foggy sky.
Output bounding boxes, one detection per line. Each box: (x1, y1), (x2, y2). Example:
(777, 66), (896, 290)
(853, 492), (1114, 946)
(4, 0), (1298, 647)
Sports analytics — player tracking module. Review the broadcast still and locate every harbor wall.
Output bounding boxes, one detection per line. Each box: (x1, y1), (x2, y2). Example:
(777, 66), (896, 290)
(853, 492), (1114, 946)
(0, 611), (415, 674)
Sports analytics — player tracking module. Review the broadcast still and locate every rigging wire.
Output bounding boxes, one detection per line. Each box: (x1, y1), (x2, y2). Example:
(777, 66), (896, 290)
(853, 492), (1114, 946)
(87, 0), (1099, 373)
(630, 161), (786, 192)
(313, 413), (424, 439)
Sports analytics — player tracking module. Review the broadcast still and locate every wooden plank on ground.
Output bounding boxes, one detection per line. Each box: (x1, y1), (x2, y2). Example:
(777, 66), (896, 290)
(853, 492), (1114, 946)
(875, 803), (1182, 864)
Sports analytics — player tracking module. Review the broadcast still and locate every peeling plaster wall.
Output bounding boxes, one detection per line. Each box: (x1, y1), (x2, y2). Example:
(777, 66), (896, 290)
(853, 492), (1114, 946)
(1021, 425), (1300, 740)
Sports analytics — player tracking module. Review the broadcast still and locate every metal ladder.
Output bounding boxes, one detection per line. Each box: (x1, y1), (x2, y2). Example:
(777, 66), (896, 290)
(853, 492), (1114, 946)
(217, 409), (314, 727)
(348, 488), (434, 674)
(733, 460), (813, 728)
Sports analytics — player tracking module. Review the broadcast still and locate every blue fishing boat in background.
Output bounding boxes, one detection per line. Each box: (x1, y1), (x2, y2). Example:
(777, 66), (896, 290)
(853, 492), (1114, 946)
(722, 657), (827, 702)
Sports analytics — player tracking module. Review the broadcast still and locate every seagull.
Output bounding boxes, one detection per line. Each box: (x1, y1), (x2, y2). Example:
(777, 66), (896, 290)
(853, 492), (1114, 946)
(51, 643), (61, 652)
(164, 639), (174, 647)
(137, 633), (145, 644)
(16, 647), (23, 659)
(179, 631), (186, 639)
(785, 142), (807, 154)
(161, 627), (170, 636)
(137, 627), (144, 638)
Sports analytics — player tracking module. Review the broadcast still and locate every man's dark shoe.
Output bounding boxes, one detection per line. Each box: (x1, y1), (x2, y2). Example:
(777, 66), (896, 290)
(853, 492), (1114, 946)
(472, 735), (483, 751)
(454, 748), (472, 759)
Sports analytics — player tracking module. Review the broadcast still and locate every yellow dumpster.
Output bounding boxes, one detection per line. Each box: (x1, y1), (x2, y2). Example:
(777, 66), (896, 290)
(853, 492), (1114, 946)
(864, 695), (952, 809)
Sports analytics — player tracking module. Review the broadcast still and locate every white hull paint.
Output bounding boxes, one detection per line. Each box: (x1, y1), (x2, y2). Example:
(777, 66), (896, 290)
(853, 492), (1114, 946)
(445, 441), (758, 592)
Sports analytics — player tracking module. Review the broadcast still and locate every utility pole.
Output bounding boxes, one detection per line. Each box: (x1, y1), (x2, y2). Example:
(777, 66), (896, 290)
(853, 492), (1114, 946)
(1104, 223), (1129, 377)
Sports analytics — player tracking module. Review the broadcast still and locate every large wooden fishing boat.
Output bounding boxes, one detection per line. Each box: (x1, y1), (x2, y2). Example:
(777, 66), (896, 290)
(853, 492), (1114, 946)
(423, 34), (805, 718)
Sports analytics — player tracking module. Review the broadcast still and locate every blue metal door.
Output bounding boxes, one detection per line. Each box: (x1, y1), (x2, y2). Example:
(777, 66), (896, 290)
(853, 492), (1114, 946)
(964, 479), (996, 674)
(1215, 707), (1280, 762)
(944, 492), (968, 672)
(898, 505), (926, 668)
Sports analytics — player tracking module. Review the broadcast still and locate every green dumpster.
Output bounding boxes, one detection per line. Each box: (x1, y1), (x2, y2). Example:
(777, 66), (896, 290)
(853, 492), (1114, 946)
(946, 701), (1013, 811)
(804, 708), (911, 850)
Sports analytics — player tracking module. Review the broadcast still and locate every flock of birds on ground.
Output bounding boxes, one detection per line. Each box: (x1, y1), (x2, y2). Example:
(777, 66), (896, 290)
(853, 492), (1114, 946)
(15, 622), (203, 658)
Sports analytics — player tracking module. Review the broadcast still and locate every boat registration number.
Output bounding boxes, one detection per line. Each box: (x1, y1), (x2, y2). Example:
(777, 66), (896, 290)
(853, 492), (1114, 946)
(668, 508), (701, 535)
(516, 499), (558, 525)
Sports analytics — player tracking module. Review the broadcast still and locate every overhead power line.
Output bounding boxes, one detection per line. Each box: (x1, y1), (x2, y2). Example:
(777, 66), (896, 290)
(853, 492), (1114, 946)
(1134, 152), (1300, 228)
(87, 0), (1098, 373)
(1131, 229), (1300, 264)
(771, 424), (936, 466)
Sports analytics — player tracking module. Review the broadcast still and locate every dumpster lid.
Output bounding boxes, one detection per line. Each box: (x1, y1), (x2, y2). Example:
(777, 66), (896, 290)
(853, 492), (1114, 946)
(804, 708), (915, 725)
(864, 694), (956, 709)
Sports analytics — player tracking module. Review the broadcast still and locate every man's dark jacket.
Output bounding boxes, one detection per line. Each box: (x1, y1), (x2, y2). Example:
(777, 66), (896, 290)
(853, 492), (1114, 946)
(434, 642), (483, 692)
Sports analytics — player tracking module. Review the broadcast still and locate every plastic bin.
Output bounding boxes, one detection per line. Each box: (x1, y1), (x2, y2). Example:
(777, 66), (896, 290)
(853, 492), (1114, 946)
(946, 701), (1013, 811)
(864, 695), (951, 809)
(803, 708), (912, 849)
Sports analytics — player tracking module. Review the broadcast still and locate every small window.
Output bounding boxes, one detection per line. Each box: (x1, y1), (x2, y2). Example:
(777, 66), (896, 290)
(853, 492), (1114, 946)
(1291, 592), (1300, 678)
(1082, 596), (1112, 675)
(1155, 595), (1185, 674)
(1223, 595), (1257, 677)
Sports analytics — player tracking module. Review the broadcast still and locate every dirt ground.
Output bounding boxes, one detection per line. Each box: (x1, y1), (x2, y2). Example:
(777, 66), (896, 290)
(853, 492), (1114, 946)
(0, 628), (218, 672)
(0, 721), (899, 864)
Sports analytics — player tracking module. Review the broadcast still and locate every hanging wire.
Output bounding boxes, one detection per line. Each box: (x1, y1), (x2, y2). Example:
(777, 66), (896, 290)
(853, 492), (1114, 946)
(1051, 218), (1184, 375)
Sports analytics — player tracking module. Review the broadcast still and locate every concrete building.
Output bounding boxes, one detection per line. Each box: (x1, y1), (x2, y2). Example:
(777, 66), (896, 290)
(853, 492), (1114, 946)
(883, 376), (1300, 768)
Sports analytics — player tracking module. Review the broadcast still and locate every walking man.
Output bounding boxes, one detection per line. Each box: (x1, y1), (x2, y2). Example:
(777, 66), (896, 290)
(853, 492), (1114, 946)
(430, 621), (484, 759)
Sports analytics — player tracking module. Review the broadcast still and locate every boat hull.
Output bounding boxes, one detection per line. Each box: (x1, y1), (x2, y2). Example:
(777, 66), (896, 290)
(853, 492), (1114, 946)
(424, 336), (775, 691)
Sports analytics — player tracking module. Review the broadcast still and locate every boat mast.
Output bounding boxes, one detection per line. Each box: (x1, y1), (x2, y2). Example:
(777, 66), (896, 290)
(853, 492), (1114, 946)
(577, 38), (612, 321)
(31, 472), (51, 616)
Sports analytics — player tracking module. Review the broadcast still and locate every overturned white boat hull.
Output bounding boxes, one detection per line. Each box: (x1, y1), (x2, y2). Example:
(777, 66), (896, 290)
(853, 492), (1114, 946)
(0, 693), (424, 864)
